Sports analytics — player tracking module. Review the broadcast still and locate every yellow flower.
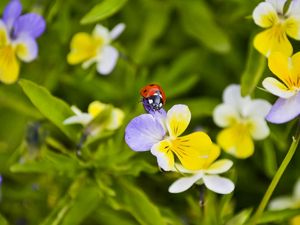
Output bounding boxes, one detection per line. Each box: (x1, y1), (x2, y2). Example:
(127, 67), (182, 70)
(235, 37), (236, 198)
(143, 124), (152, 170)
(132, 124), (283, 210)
(252, 0), (300, 56)
(125, 105), (215, 171)
(262, 51), (300, 123)
(168, 144), (235, 194)
(63, 101), (124, 136)
(67, 23), (125, 75)
(213, 84), (271, 158)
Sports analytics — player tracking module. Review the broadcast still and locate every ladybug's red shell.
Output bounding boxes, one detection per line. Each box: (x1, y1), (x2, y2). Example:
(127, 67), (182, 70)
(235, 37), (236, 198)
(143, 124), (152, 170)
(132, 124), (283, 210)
(140, 84), (166, 104)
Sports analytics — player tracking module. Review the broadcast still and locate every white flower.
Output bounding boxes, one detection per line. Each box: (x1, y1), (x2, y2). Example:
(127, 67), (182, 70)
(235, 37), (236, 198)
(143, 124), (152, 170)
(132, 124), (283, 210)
(213, 84), (271, 158)
(168, 158), (234, 195)
(269, 178), (300, 210)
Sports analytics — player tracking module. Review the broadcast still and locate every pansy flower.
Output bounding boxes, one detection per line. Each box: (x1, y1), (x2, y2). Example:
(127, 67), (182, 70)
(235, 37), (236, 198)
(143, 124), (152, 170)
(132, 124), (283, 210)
(269, 178), (300, 225)
(262, 51), (300, 123)
(125, 104), (215, 171)
(64, 101), (124, 136)
(213, 84), (271, 158)
(168, 146), (234, 194)
(0, 0), (46, 84)
(252, 0), (300, 57)
(67, 23), (125, 75)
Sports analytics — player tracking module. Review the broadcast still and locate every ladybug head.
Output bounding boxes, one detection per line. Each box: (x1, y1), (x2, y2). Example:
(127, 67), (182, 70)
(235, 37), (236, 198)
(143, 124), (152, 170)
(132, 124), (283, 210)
(142, 92), (164, 112)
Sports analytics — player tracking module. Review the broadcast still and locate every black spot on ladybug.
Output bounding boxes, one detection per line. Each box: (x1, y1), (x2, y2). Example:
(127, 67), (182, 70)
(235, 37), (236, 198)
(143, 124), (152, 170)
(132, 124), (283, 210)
(149, 84), (155, 86)
(143, 89), (147, 93)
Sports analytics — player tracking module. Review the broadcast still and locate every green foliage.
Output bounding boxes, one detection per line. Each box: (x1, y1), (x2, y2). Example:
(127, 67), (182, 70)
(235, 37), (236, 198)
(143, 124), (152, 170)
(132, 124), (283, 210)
(0, 0), (299, 225)
(81, 0), (127, 25)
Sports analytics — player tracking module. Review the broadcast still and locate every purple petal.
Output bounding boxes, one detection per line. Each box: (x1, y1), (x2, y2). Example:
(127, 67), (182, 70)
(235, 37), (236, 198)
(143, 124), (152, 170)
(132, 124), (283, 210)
(13, 13), (46, 38)
(266, 92), (300, 124)
(125, 114), (166, 152)
(3, 0), (22, 31)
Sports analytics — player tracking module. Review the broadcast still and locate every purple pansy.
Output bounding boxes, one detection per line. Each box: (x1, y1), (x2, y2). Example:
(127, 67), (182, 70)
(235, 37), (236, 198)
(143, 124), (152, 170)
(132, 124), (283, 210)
(125, 105), (214, 171)
(0, 0), (46, 84)
(262, 52), (300, 124)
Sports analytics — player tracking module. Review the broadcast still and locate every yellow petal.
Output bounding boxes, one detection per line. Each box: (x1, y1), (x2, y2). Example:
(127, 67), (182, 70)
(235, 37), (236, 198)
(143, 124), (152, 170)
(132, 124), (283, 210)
(217, 124), (254, 158)
(291, 52), (300, 87)
(0, 45), (20, 84)
(167, 104), (191, 138)
(0, 25), (8, 48)
(88, 101), (106, 117)
(268, 51), (292, 86)
(171, 131), (213, 170)
(151, 140), (175, 171)
(284, 16), (300, 40)
(67, 32), (103, 65)
(253, 26), (293, 57)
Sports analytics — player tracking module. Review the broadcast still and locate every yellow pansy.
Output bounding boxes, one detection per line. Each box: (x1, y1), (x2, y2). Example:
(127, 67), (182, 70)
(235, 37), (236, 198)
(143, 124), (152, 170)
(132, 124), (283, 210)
(262, 51), (300, 123)
(125, 104), (216, 171)
(213, 84), (271, 158)
(67, 23), (125, 75)
(63, 100), (124, 136)
(252, 0), (300, 56)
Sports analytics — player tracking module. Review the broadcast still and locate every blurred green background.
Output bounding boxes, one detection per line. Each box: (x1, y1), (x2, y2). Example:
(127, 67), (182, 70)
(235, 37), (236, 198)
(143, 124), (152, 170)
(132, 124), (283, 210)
(0, 0), (300, 224)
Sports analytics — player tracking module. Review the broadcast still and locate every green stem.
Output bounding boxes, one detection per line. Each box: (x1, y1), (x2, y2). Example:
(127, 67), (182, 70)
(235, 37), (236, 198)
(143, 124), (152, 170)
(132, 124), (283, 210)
(248, 119), (300, 225)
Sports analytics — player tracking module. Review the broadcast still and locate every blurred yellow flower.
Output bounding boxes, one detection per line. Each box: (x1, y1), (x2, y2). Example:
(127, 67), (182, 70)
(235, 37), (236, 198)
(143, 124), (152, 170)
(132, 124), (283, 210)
(213, 84), (271, 158)
(67, 23), (125, 75)
(252, 0), (300, 57)
(64, 100), (124, 136)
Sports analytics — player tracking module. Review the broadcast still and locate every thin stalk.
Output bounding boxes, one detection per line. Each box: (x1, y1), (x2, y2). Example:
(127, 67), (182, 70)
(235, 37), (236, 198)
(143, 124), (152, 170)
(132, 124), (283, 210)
(248, 119), (300, 225)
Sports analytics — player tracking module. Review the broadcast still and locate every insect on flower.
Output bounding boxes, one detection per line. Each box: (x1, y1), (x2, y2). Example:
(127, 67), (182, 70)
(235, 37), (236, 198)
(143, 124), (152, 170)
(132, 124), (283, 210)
(140, 84), (166, 112)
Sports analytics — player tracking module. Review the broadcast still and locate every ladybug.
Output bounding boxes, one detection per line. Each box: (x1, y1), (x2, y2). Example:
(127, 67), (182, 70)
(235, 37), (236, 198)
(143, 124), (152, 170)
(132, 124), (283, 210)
(140, 84), (166, 112)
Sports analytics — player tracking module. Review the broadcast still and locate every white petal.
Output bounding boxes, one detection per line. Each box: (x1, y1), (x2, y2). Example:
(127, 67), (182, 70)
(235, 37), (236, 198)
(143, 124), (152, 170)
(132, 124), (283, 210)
(63, 114), (92, 125)
(266, 0), (286, 14)
(253, 2), (278, 28)
(168, 173), (203, 193)
(287, 0), (300, 16)
(269, 196), (295, 210)
(293, 178), (300, 201)
(96, 46), (119, 75)
(93, 24), (111, 44)
(249, 117), (270, 140)
(243, 99), (272, 118)
(203, 175), (235, 194)
(70, 106), (83, 115)
(262, 77), (296, 99)
(223, 84), (251, 111)
(213, 104), (239, 128)
(206, 159), (233, 174)
(110, 23), (125, 40)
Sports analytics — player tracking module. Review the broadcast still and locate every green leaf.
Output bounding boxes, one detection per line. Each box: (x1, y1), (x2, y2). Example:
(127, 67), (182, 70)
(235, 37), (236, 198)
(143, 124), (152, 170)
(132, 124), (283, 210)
(262, 139), (277, 178)
(177, 0), (230, 53)
(19, 79), (79, 141)
(95, 206), (140, 225)
(258, 209), (300, 224)
(10, 149), (79, 175)
(0, 213), (9, 225)
(115, 178), (167, 225)
(81, 0), (127, 24)
(225, 208), (252, 225)
(241, 42), (266, 96)
(61, 185), (100, 225)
